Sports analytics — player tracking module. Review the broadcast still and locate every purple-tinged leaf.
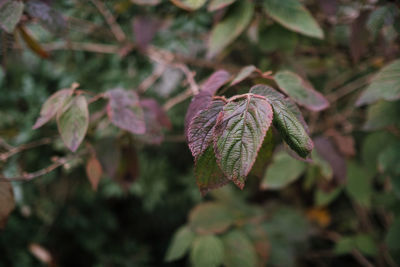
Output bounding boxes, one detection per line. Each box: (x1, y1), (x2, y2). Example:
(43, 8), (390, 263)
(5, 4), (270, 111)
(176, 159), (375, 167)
(213, 94), (273, 189)
(0, 182), (15, 229)
(188, 98), (226, 159)
(141, 98), (171, 129)
(356, 59), (400, 106)
(106, 88), (145, 135)
(57, 96), (89, 152)
(25, 0), (66, 34)
(274, 70), (329, 111)
(132, 16), (161, 50)
(318, 0), (338, 17)
(0, 0), (24, 33)
(350, 11), (369, 63)
(230, 65), (256, 86)
(208, 0), (236, 12)
(184, 70), (230, 135)
(33, 89), (74, 129)
(195, 146), (229, 196)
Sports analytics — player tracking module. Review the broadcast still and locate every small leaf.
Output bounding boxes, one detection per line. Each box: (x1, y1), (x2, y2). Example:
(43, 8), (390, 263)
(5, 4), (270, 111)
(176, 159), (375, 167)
(274, 70), (329, 111)
(356, 59), (400, 106)
(222, 230), (258, 267)
(0, 0), (24, 33)
(195, 146), (230, 196)
(25, 0), (66, 34)
(335, 234), (377, 256)
(185, 70), (230, 135)
(378, 142), (400, 176)
(190, 235), (224, 267)
(363, 100), (400, 131)
(261, 151), (306, 190)
(139, 98), (171, 144)
(189, 202), (234, 234)
(106, 88), (145, 135)
(85, 155), (103, 191)
(170, 0), (207, 11)
(208, 0), (236, 12)
(315, 187), (342, 207)
(132, 16), (160, 50)
(18, 26), (50, 59)
(345, 161), (372, 207)
(0, 182), (15, 229)
(57, 96), (89, 152)
(33, 89), (74, 129)
(165, 226), (195, 262)
(214, 94), (273, 189)
(188, 98), (226, 159)
(208, 0), (254, 57)
(230, 65), (257, 86)
(350, 11), (369, 63)
(263, 0), (324, 39)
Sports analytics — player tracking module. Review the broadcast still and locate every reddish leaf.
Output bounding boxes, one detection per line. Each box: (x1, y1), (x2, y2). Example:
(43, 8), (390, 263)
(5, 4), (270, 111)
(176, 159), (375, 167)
(18, 26), (50, 59)
(86, 155), (103, 191)
(106, 88), (145, 135)
(0, 182), (15, 229)
(132, 16), (161, 50)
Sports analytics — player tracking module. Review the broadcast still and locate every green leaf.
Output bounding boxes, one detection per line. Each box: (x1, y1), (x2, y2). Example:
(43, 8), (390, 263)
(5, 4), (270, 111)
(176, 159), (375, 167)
(356, 59), (400, 106)
(259, 24), (298, 53)
(188, 98), (226, 159)
(208, 0), (254, 57)
(165, 226), (195, 262)
(363, 100), (400, 131)
(189, 202), (235, 234)
(57, 96), (89, 152)
(214, 94), (273, 189)
(249, 129), (274, 178)
(263, 0), (324, 39)
(208, 0), (236, 12)
(195, 146), (230, 196)
(386, 217), (400, 252)
(222, 230), (258, 267)
(190, 235), (224, 267)
(378, 142), (400, 175)
(250, 85), (313, 158)
(261, 151), (306, 190)
(33, 89), (74, 129)
(0, 183), (15, 229)
(345, 162), (372, 207)
(0, 0), (24, 33)
(170, 0), (207, 10)
(315, 187), (342, 207)
(335, 234), (377, 256)
(230, 65), (257, 86)
(274, 70), (329, 111)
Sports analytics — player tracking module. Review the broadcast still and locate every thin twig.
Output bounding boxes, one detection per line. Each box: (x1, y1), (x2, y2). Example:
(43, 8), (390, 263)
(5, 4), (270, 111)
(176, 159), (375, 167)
(138, 63), (167, 93)
(90, 0), (126, 42)
(163, 88), (192, 111)
(42, 41), (119, 54)
(0, 137), (14, 150)
(0, 137), (53, 161)
(327, 74), (373, 102)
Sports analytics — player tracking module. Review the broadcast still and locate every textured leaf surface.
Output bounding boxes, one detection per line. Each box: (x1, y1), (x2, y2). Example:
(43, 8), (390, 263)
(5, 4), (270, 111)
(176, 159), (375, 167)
(208, 0), (236, 11)
(170, 0), (207, 10)
(0, 0), (24, 33)
(33, 89), (73, 129)
(230, 65), (257, 86)
(261, 151), (306, 190)
(214, 95), (273, 188)
(188, 98), (226, 158)
(189, 202), (234, 234)
(274, 71), (329, 111)
(208, 0), (254, 57)
(185, 70), (230, 134)
(195, 146), (229, 196)
(363, 100), (400, 131)
(25, 0), (66, 34)
(263, 0), (323, 39)
(190, 235), (224, 267)
(222, 230), (258, 267)
(0, 183), (15, 229)
(57, 96), (89, 152)
(356, 59), (400, 106)
(106, 88), (145, 135)
(165, 226), (195, 262)
(85, 155), (103, 191)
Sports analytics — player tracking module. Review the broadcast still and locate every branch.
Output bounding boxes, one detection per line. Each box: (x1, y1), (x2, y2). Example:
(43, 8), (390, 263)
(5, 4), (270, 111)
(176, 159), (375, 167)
(163, 88), (192, 111)
(0, 137), (53, 161)
(42, 41), (119, 54)
(138, 63), (167, 93)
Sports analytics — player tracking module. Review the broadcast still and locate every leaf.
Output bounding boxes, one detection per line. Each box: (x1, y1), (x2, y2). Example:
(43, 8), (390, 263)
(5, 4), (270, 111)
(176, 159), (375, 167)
(132, 16), (160, 50)
(263, 0), (324, 39)
(85, 155), (103, 191)
(106, 88), (145, 135)
(185, 70), (230, 135)
(188, 98), (226, 159)
(57, 96), (89, 152)
(33, 89), (74, 129)
(249, 129), (274, 178)
(378, 143), (400, 175)
(165, 226), (195, 262)
(386, 217), (400, 252)
(0, 0), (24, 33)
(356, 59), (400, 106)
(214, 94), (273, 189)
(350, 11), (369, 63)
(189, 202), (234, 234)
(190, 235), (224, 267)
(170, 0), (207, 11)
(18, 26), (50, 59)
(261, 151), (306, 190)
(115, 145), (140, 190)
(208, 0), (254, 57)
(259, 24), (298, 53)
(195, 146), (230, 196)
(230, 65), (257, 86)
(274, 70), (329, 111)
(0, 182), (15, 229)
(25, 0), (66, 34)
(345, 161), (372, 207)
(335, 234), (377, 256)
(363, 100), (400, 131)
(208, 0), (236, 12)
(222, 230), (258, 267)
(367, 4), (399, 39)
(315, 187), (342, 207)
